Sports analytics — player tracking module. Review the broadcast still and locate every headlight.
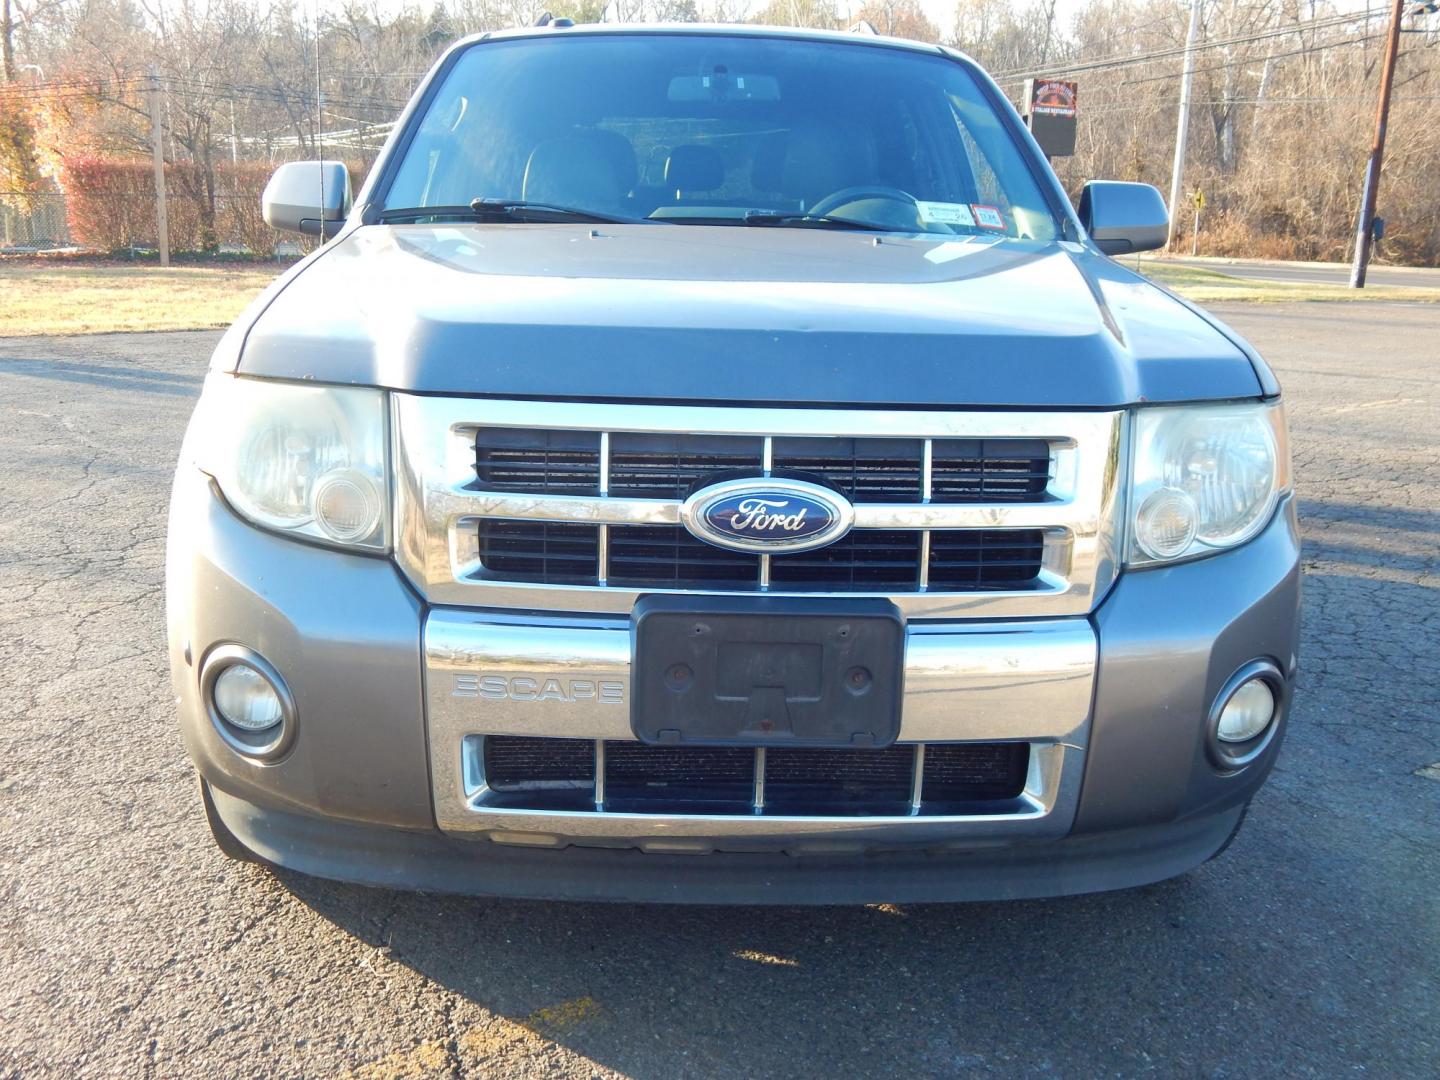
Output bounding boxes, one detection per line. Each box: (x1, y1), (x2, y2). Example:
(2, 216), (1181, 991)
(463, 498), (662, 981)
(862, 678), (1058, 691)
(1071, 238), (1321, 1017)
(187, 374), (389, 551)
(1127, 401), (1290, 566)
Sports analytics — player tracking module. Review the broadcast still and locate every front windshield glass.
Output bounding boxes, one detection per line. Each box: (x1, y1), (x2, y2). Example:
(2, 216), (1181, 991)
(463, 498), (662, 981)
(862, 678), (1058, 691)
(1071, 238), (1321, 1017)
(383, 33), (1060, 240)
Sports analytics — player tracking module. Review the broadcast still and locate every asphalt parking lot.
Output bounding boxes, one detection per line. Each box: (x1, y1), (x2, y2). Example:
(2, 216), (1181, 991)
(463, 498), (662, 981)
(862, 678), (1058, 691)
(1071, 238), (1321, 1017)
(1, 302), (1437, 1078)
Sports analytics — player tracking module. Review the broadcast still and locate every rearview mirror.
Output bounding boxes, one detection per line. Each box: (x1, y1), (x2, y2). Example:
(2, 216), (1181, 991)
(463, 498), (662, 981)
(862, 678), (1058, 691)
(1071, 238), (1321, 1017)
(1077, 181), (1168, 255)
(262, 161), (352, 238)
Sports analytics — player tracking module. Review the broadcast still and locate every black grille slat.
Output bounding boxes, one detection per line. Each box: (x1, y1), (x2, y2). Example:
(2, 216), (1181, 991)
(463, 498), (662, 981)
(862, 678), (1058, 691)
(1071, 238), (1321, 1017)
(478, 737), (1028, 815)
(928, 529), (1046, 589)
(475, 429), (601, 494)
(923, 743), (1030, 801)
(931, 438), (1051, 504)
(484, 736), (594, 790)
(608, 434), (763, 498)
(607, 526), (760, 587)
(605, 743), (754, 809)
(477, 521), (600, 583)
(476, 523), (1045, 591)
(770, 530), (921, 590)
(764, 746), (915, 810)
(475, 431), (1051, 505)
(773, 437), (924, 502)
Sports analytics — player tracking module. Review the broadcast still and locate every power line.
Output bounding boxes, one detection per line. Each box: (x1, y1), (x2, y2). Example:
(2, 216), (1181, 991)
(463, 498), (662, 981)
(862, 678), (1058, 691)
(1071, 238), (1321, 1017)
(1117, 33), (1386, 87)
(989, 9), (1392, 83)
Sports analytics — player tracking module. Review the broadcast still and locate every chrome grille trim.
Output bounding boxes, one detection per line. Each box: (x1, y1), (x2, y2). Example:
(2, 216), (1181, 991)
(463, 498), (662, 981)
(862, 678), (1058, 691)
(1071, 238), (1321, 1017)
(394, 396), (1125, 618)
(449, 736), (1077, 847)
(425, 609), (1094, 845)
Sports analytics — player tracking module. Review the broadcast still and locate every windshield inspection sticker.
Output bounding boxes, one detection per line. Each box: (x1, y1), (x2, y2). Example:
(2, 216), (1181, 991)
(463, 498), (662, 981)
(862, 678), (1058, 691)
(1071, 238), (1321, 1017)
(971, 204), (1007, 230)
(917, 201), (975, 227)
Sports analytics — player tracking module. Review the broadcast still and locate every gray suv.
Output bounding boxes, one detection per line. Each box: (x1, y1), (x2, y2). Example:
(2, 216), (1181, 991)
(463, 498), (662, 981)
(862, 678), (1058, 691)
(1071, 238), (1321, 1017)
(167, 25), (1299, 903)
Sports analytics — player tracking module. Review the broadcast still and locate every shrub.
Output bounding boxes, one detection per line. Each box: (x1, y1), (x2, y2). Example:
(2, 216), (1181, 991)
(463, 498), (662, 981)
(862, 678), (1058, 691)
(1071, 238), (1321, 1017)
(58, 157), (366, 255)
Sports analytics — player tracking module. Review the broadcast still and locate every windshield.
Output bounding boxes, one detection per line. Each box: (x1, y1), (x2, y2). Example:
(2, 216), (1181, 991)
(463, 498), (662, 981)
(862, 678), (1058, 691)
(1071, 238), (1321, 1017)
(382, 33), (1060, 240)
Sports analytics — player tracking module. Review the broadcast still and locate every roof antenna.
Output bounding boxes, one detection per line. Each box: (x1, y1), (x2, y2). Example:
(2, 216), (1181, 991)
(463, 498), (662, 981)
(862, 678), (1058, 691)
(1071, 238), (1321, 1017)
(847, 19), (878, 34)
(535, 11), (553, 24)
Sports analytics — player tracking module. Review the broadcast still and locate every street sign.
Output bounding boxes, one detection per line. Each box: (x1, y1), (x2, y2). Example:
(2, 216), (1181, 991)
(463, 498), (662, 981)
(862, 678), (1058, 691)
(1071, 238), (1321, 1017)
(1023, 78), (1078, 158)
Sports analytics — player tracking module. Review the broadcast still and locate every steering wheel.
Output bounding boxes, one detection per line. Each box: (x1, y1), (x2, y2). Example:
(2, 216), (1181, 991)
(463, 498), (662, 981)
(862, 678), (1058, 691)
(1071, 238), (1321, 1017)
(807, 185), (920, 219)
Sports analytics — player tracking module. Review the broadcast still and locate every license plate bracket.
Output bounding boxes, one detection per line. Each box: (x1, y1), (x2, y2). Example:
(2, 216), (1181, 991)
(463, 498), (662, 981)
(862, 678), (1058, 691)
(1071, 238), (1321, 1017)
(631, 595), (905, 748)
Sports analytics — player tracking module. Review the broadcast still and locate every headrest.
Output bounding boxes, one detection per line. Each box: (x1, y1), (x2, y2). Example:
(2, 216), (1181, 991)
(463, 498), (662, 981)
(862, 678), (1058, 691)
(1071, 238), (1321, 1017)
(750, 131), (789, 195)
(779, 126), (877, 208)
(522, 131), (637, 208)
(664, 145), (725, 193)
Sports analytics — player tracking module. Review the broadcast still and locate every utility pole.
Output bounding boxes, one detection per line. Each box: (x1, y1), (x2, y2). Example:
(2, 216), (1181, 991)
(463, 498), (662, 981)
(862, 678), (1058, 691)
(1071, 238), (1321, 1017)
(1166, 0), (1202, 250)
(229, 98), (239, 165)
(146, 68), (170, 267)
(1349, 0), (1405, 288)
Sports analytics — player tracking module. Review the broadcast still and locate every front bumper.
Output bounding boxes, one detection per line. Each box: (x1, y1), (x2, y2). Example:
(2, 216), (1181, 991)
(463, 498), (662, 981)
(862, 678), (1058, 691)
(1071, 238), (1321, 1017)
(168, 468), (1300, 901)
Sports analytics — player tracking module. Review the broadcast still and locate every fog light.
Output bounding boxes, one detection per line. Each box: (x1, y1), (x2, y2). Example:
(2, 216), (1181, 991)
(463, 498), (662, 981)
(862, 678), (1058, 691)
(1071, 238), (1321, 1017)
(200, 645), (296, 761)
(213, 664), (284, 732)
(1207, 660), (1284, 769)
(1216, 678), (1275, 743)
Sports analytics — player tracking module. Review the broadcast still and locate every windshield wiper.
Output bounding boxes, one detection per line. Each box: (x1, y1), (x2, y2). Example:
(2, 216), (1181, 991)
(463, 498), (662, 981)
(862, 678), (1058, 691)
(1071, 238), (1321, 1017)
(377, 199), (646, 226)
(742, 211), (895, 233)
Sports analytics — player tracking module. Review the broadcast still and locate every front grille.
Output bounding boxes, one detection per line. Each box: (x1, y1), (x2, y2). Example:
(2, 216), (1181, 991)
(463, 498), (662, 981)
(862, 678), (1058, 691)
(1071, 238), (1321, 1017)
(471, 429), (1050, 504)
(481, 736), (1030, 817)
(476, 520), (1045, 592)
(465, 426), (1057, 595)
(398, 398), (1124, 617)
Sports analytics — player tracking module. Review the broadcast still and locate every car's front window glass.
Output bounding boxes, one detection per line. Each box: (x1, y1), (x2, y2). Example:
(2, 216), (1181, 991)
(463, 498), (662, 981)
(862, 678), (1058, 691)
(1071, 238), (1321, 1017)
(383, 33), (1059, 240)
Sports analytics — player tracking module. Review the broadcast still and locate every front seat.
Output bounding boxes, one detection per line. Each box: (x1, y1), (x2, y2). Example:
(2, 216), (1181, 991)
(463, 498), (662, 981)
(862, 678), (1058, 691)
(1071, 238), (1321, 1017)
(779, 125), (878, 210)
(664, 144), (725, 201)
(522, 131), (637, 211)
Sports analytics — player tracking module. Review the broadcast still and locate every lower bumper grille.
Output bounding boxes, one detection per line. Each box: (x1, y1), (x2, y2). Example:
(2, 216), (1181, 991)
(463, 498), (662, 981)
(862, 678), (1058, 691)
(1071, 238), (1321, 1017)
(482, 736), (1030, 817)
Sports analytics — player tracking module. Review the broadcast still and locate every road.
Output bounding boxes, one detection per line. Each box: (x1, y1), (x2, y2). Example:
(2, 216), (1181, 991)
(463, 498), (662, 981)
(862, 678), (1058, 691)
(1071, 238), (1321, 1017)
(1160, 256), (1440, 289)
(2, 303), (1437, 1078)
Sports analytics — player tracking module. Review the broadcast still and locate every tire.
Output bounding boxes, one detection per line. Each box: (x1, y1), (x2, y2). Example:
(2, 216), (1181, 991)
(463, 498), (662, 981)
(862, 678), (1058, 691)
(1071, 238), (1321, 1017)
(199, 776), (255, 862)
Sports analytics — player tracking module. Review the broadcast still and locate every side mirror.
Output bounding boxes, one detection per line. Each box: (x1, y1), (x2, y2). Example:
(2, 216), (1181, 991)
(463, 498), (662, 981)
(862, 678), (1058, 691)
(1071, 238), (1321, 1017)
(1077, 181), (1168, 255)
(262, 161), (352, 238)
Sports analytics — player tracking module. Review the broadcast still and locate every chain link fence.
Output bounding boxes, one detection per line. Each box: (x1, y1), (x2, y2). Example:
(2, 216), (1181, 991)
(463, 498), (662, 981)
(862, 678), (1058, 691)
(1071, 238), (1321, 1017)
(1, 190), (305, 258)
(1, 194), (72, 252)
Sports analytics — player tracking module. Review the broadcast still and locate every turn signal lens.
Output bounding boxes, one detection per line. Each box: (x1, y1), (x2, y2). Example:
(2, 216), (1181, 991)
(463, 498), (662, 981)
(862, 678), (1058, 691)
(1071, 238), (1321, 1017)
(1134, 487), (1199, 561)
(313, 468), (383, 544)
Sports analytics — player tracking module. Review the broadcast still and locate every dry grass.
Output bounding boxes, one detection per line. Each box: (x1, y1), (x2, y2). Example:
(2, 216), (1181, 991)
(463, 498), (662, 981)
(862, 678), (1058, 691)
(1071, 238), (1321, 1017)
(0, 263), (280, 337)
(1132, 261), (1440, 304)
(3, 257), (1436, 340)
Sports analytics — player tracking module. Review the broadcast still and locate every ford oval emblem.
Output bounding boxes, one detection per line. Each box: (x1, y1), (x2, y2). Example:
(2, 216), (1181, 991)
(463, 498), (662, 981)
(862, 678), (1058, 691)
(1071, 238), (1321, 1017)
(680, 478), (854, 554)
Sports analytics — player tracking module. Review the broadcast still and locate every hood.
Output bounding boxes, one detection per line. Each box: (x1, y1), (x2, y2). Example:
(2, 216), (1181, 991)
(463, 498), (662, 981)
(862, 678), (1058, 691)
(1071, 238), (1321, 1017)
(233, 223), (1263, 408)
